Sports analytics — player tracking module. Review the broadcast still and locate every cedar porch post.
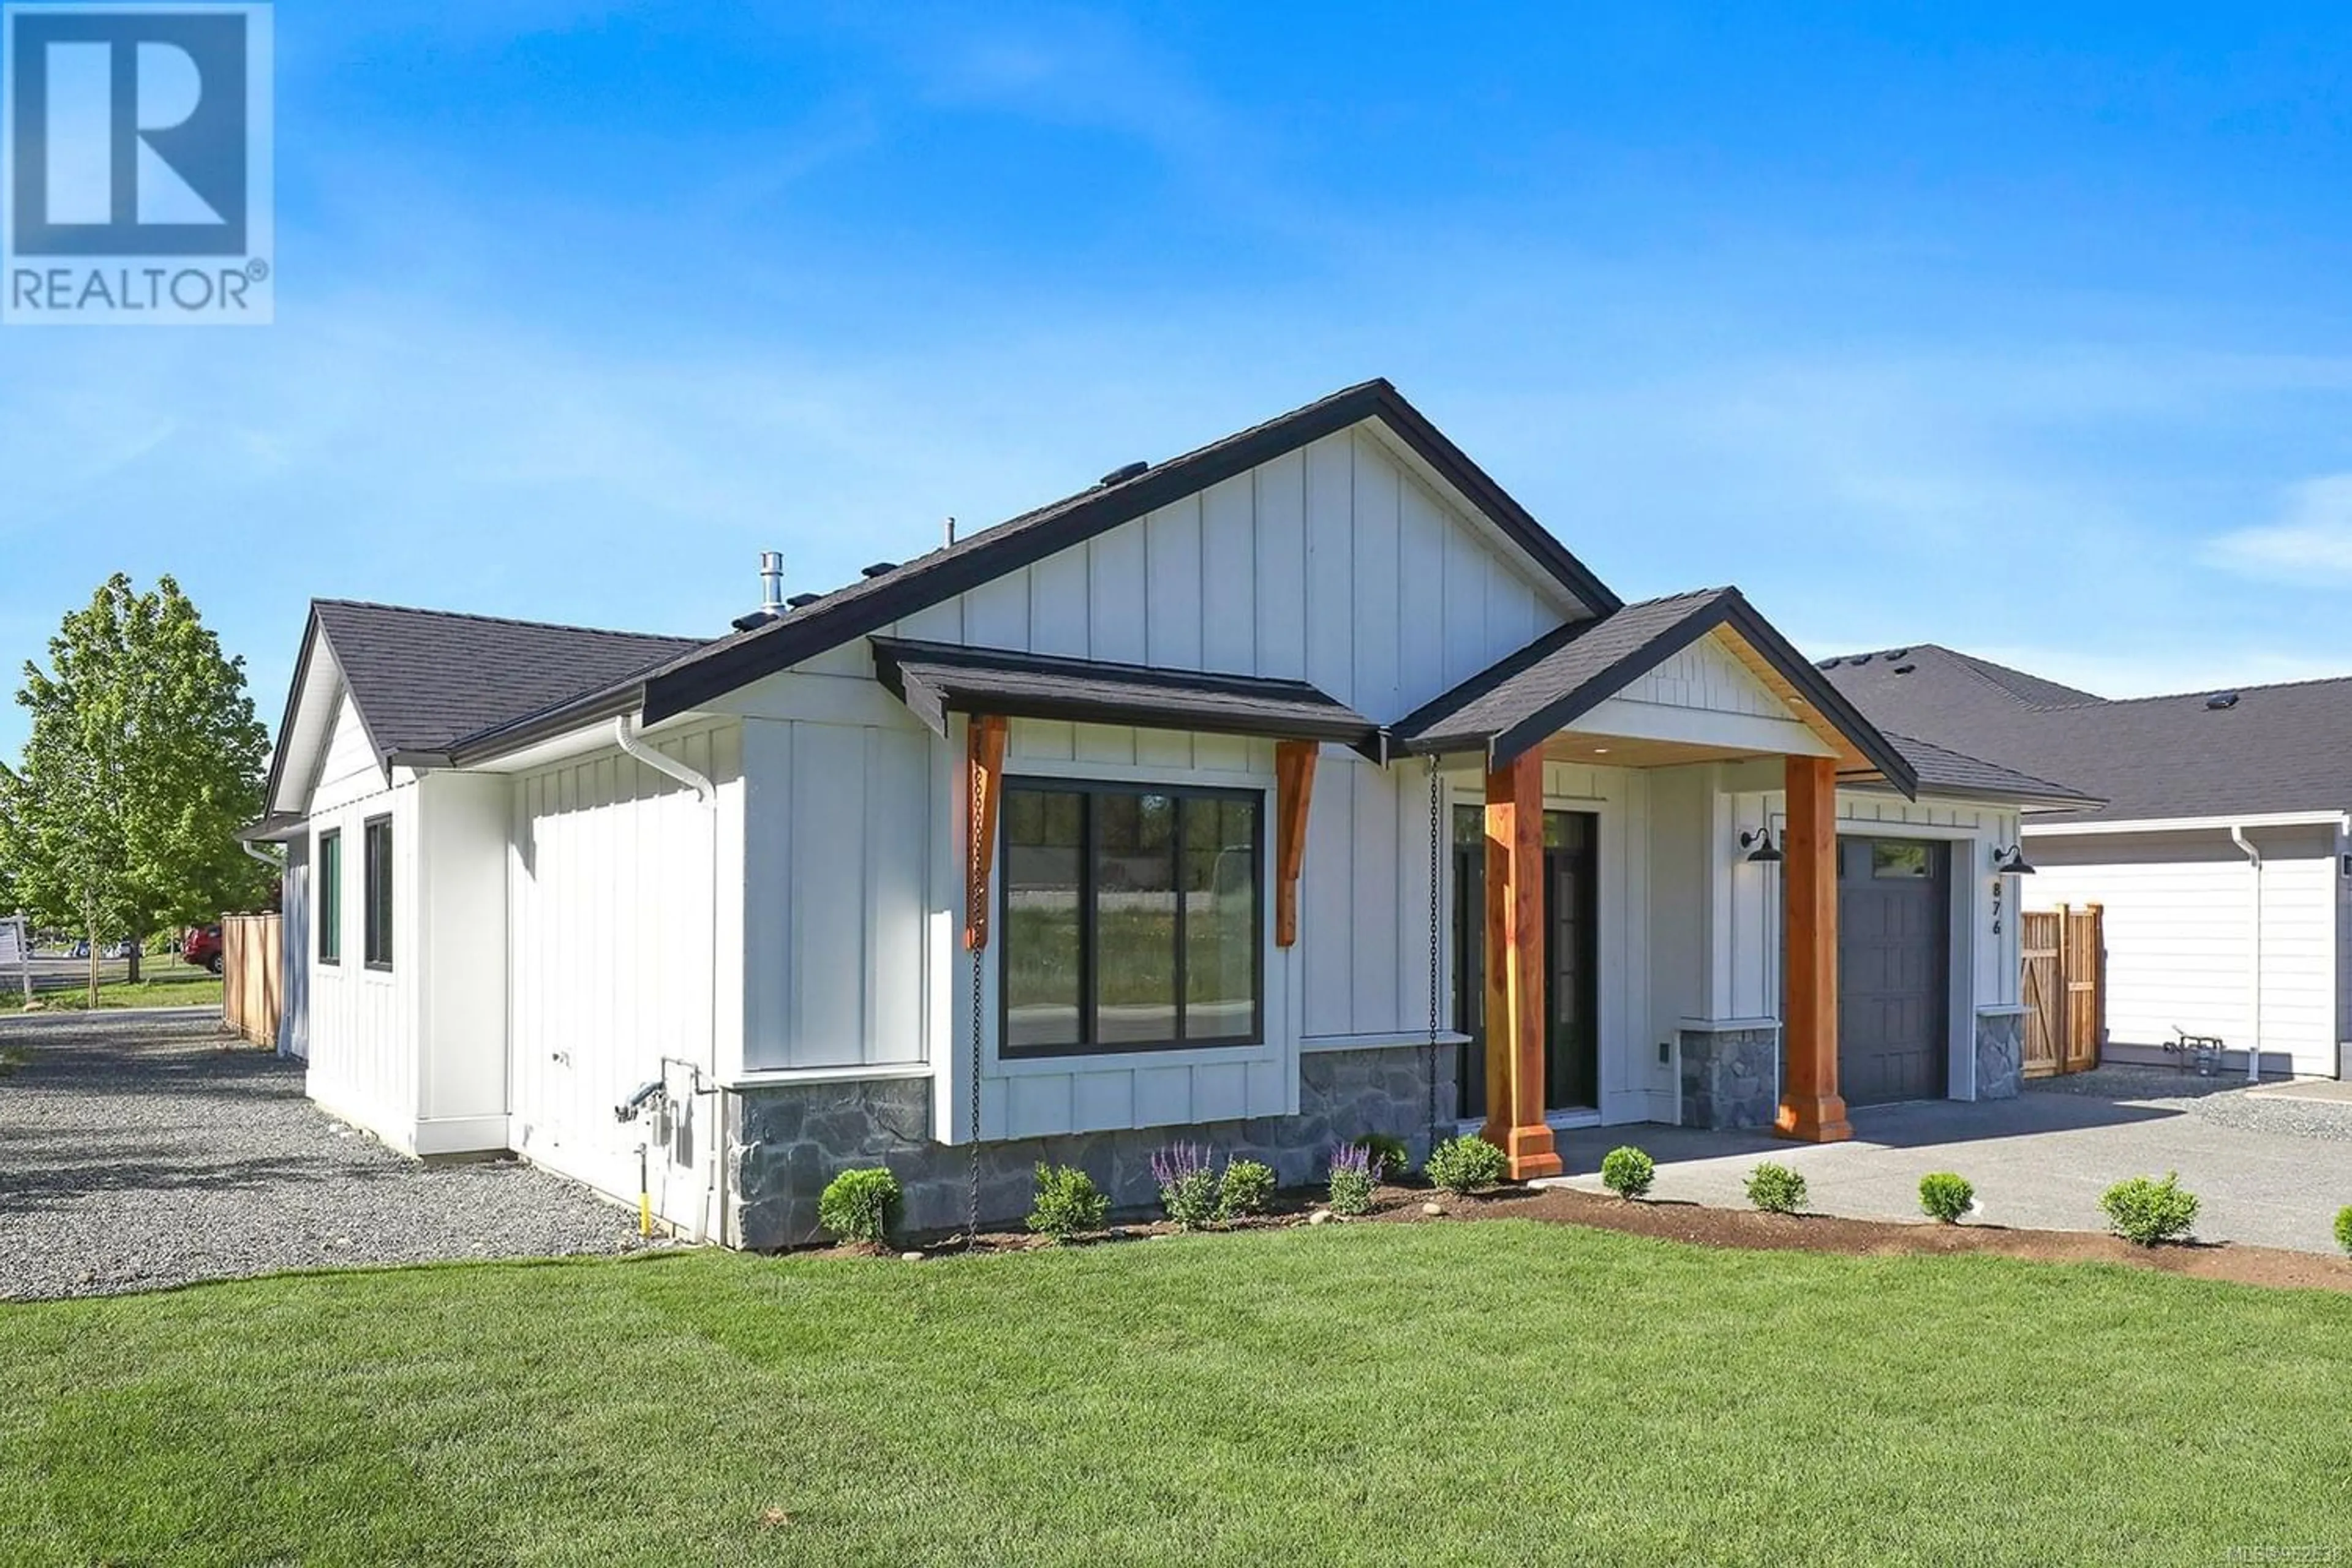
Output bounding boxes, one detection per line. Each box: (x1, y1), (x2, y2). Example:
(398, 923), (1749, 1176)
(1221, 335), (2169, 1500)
(1777, 753), (1852, 1142)
(1481, 748), (1562, 1178)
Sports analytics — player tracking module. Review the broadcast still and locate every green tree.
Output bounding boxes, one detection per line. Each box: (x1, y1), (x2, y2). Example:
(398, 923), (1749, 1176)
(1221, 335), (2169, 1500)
(0, 575), (270, 1001)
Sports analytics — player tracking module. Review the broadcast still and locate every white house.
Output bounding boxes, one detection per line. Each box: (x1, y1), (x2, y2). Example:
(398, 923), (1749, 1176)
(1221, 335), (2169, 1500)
(1825, 646), (2352, 1081)
(250, 380), (2078, 1246)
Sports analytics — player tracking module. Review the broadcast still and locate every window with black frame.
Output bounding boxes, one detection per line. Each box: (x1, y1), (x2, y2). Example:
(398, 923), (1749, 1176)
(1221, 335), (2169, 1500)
(1000, 781), (1262, 1057)
(362, 815), (393, 970)
(317, 829), (342, 965)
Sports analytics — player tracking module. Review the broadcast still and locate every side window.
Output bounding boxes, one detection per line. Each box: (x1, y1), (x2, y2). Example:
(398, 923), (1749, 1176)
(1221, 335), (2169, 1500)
(363, 816), (393, 970)
(317, 830), (342, 965)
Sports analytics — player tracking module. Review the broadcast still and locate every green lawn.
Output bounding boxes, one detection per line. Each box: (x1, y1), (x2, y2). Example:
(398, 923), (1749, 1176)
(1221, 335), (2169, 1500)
(0, 971), (221, 1013)
(3, 1224), (2349, 1566)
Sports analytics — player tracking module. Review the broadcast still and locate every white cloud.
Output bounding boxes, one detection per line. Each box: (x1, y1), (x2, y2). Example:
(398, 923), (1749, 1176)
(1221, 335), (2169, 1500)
(2206, 473), (2352, 582)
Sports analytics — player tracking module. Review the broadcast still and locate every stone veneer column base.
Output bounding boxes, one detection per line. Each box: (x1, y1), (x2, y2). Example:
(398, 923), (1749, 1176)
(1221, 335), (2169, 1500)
(727, 1044), (1460, 1251)
(1975, 1009), (2025, 1101)
(1679, 1027), (1781, 1130)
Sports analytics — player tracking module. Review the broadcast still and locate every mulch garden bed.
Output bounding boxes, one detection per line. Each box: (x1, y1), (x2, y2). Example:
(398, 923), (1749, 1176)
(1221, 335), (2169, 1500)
(873, 1180), (2352, 1294)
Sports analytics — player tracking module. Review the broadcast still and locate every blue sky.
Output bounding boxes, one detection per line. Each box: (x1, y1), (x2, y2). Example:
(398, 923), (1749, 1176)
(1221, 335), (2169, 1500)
(9, 2), (2352, 759)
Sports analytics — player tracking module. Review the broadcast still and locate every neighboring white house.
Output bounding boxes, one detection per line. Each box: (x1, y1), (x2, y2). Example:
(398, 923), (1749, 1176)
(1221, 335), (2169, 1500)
(1825, 647), (2352, 1081)
(250, 380), (2078, 1247)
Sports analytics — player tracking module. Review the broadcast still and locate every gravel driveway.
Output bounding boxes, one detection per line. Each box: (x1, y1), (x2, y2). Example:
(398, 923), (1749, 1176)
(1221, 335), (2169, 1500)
(1, 1012), (643, 1302)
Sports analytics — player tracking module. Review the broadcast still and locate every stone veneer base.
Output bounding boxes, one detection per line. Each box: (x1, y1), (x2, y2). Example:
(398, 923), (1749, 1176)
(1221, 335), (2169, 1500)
(728, 1044), (1460, 1250)
(1975, 1009), (2024, 1101)
(1679, 1027), (1781, 1131)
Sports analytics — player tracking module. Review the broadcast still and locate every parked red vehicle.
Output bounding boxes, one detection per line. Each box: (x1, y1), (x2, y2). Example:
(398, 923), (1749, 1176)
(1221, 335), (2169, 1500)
(181, 925), (224, 974)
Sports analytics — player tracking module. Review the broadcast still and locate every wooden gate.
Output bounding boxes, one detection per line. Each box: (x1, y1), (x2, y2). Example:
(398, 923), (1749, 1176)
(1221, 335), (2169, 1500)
(222, 913), (282, 1049)
(2021, 903), (2103, 1077)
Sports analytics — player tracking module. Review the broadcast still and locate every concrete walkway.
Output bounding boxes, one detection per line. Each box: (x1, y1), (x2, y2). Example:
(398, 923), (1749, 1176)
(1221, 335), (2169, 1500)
(1550, 1065), (2352, 1255)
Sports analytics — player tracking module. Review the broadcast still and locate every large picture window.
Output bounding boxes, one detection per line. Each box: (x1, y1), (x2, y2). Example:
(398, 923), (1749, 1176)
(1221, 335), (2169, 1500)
(1001, 780), (1262, 1057)
(317, 829), (342, 966)
(363, 815), (394, 971)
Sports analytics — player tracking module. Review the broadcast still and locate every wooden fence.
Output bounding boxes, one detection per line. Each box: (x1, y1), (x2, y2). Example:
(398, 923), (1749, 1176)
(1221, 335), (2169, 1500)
(2021, 903), (2103, 1078)
(222, 913), (282, 1049)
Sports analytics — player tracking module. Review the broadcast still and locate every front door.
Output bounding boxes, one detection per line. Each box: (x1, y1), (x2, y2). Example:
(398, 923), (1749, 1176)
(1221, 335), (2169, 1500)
(1836, 837), (1951, 1106)
(1453, 806), (1599, 1118)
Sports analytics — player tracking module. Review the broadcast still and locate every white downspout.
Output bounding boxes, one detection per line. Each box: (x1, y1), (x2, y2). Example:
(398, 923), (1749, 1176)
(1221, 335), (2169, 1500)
(614, 714), (725, 1244)
(2230, 823), (2262, 1083)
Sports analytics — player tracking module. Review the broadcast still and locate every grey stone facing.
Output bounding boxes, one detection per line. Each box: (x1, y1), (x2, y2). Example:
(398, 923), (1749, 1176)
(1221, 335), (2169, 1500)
(728, 1044), (1460, 1250)
(1679, 1027), (1780, 1130)
(1975, 1009), (2024, 1101)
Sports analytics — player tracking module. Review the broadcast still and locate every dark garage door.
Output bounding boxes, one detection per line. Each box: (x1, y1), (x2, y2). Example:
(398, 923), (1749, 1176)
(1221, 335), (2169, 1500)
(1838, 837), (1949, 1106)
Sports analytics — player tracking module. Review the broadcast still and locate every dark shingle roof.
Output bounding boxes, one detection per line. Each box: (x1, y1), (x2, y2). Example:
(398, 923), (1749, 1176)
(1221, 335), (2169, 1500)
(1390, 587), (1919, 793)
(1822, 644), (2352, 823)
(1879, 731), (2096, 807)
(869, 638), (1380, 753)
(312, 600), (703, 762)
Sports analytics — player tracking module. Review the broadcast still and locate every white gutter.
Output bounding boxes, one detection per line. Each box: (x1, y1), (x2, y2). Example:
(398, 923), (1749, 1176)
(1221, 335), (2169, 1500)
(2029, 810), (2350, 838)
(614, 714), (725, 1244)
(2229, 823), (2263, 1084)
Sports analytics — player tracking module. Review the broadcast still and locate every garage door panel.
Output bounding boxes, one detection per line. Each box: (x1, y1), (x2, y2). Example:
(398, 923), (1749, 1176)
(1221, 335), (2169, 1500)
(1838, 837), (1950, 1107)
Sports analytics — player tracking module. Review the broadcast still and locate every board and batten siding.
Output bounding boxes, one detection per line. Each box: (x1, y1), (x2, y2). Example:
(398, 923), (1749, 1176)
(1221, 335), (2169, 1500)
(708, 420), (1583, 1138)
(861, 426), (1578, 723)
(738, 713), (944, 1076)
(507, 724), (741, 1220)
(303, 693), (420, 1150)
(2025, 825), (2340, 1077)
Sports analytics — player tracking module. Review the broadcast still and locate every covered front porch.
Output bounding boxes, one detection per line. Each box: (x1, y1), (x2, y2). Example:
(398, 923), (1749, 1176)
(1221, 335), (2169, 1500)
(1394, 588), (1938, 1178)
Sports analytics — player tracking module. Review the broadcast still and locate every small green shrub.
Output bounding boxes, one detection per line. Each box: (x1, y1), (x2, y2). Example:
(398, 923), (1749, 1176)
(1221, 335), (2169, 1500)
(1424, 1135), (1510, 1196)
(1219, 1158), (1277, 1219)
(1599, 1145), (1656, 1201)
(1151, 1143), (1222, 1231)
(2101, 1173), (2199, 1246)
(1352, 1133), (1412, 1182)
(2337, 1205), (2352, 1257)
(1918, 1172), (1975, 1224)
(1745, 1162), (1807, 1215)
(1026, 1163), (1108, 1243)
(816, 1167), (902, 1245)
(1327, 1143), (1376, 1216)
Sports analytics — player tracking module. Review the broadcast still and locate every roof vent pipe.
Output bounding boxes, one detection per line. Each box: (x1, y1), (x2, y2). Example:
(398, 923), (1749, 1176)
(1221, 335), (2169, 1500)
(945, 515), (958, 547)
(758, 551), (785, 615)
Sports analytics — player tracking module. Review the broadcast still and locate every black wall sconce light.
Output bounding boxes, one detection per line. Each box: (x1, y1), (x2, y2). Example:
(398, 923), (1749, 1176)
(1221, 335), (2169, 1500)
(1739, 827), (1782, 864)
(1988, 843), (2034, 933)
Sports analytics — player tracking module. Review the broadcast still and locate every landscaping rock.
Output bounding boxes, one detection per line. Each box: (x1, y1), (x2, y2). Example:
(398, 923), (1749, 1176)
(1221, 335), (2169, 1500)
(1422, 1201), (1445, 1216)
(0, 1012), (641, 1302)
(1309, 1209), (1333, 1226)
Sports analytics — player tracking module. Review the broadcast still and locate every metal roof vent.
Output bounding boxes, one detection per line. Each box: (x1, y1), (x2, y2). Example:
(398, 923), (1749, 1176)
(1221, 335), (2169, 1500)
(1893, 663), (1917, 676)
(861, 562), (899, 579)
(786, 592), (823, 609)
(733, 551), (789, 630)
(2207, 692), (2241, 710)
(1099, 460), (1150, 487)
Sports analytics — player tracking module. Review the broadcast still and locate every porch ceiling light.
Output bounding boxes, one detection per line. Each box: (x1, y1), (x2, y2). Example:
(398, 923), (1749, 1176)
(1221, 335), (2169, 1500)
(1991, 843), (2035, 876)
(1739, 827), (1782, 864)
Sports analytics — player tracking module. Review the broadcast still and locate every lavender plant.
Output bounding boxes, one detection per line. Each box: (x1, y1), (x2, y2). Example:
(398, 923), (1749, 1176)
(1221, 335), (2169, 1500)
(1327, 1142), (1376, 1216)
(1151, 1142), (1223, 1230)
